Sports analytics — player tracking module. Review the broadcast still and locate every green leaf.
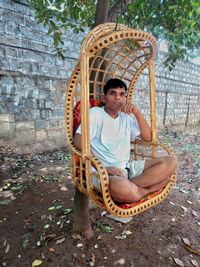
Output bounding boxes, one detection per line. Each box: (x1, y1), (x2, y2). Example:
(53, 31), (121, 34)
(32, 259), (43, 267)
(98, 223), (113, 233)
(0, 199), (12, 206)
(44, 224), (50, 229)
(48, 206), (55, 211)
(11, 184), (23, 192)
(30, 0), (200, 67)
(55, 204), (63, 209)
(63, 208), (72, 215)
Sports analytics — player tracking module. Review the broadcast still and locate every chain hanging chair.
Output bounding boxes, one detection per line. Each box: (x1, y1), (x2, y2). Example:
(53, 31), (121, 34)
(64, 23), (176, 218)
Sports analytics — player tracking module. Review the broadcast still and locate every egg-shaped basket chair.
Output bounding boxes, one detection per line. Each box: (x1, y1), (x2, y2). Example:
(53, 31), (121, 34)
(64, 23), (177, 218)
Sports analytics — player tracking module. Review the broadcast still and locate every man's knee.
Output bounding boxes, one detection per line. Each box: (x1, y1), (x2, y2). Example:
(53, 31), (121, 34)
(164, 156), (179, 173)
(109, 179), (139, 203)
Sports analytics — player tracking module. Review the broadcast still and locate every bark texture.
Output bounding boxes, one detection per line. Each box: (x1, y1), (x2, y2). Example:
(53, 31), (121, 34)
(73, 188), (94, 239)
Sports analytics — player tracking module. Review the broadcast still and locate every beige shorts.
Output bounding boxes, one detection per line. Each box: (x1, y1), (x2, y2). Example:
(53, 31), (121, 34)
(126, 160), (146, 180)
(91, 160), (145, 190)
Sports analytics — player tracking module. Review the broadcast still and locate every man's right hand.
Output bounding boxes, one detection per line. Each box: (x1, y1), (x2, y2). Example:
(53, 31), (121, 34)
(106, 167), (124, 176)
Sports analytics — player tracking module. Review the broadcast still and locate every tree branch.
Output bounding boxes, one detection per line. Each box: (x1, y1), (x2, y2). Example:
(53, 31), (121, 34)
(108, 0), (132, 22)
(93, 0), (110, 27)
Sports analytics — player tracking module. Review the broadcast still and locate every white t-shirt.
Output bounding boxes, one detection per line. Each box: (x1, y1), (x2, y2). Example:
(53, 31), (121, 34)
(76, 106), (140, 169)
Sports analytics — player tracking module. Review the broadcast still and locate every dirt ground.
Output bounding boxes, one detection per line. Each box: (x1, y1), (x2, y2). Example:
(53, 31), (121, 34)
(0, 131), (199, 267)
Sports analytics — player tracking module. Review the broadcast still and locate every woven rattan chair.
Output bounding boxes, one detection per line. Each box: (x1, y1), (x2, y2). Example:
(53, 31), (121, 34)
(65, 23), (176, 218)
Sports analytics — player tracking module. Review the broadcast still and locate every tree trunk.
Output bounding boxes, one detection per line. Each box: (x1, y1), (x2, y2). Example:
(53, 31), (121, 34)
(73, 188), (94, 239)
(93, 0), (110, 27)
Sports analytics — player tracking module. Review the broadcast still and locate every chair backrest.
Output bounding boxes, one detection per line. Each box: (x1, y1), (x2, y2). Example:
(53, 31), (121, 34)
(65, 23), (158, 153)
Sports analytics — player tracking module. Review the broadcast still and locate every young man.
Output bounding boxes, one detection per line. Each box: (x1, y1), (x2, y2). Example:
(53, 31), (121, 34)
(74, 78), (178, 203)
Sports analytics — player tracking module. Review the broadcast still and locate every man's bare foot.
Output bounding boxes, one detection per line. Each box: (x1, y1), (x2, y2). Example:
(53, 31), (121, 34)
(147, 179), (168, 193)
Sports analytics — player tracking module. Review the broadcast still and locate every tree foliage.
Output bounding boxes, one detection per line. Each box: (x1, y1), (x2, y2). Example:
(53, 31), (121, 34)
(30, 0), (200, 68)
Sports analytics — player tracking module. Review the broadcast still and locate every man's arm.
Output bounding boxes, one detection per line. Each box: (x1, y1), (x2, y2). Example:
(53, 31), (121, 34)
(73, 133), (82, 151)
(122, 103), (151, 141)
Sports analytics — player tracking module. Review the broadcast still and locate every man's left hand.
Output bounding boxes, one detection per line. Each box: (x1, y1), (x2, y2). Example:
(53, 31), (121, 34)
(121, 103), (139, 115)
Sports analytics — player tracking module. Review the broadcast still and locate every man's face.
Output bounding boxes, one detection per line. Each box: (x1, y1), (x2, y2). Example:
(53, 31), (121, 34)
(103, 87), (127, 113)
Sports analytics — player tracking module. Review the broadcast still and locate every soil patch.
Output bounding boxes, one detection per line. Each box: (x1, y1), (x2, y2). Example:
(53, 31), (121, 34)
(0, 132), (199, 267)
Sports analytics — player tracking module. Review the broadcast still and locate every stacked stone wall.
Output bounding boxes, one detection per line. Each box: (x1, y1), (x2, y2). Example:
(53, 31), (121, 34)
(0, 0), (200, 152)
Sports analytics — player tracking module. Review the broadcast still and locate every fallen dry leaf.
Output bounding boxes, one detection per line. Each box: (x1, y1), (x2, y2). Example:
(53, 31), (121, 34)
(101, 211), (107, 217)
(181, 206), (188, 212)
(48, 247), (55, 252)
(5, 243), (10, 254)
(115, 235), (126, 240)
(122, 230), (132, 235)
(3, 240), (10, 254)
(192, 210), (199, 218)
(191, 259), (199, 267)
(114, 258), (126, 265)
(90, 253), (96, 263)
(72, 234), (81, 241)
(55, 237), (65, 244)
(173, 258), (185, 267)
(182, 237), (190, 246)
(23, 217), (32, 223)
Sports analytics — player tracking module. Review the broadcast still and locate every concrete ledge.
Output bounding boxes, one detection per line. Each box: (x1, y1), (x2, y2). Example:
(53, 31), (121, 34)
(0, 122), (15, 138)
(47, 128), (65, 139)
(0, 113), (15, 122)
(36, 129), (47, 141)
(16, 121), (35, 130)
(16, 129), (36, 145)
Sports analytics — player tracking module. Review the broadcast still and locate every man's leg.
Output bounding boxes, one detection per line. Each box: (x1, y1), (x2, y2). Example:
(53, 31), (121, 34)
(109, 174), (167, 203)
(133, 156), (178, 188)
(109, 156), (178, 203)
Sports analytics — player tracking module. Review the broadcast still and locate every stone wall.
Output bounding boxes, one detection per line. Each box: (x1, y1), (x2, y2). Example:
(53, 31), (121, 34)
(0, 0), (200, 152)
(134, 54), (200, 130)
(0, 0), (87, 152)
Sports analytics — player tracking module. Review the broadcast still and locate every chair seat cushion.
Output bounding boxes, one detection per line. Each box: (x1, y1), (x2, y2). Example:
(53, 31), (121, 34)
(118, 189), (163, 209)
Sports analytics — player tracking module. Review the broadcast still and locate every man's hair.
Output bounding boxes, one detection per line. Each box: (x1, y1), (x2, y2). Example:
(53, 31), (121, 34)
(103, 78), (128, 95)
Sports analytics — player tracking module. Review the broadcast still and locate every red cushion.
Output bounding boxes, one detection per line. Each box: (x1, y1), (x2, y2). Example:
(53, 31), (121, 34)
(73, 99), (101, 135)
(118, 189), (163, 209)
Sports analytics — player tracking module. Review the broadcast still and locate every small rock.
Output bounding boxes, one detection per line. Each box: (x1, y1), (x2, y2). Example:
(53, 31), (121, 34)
(72, 234), (81, 241)
(55, 166), (66, 172)
(40, 168), (48, 173)
(60, 186), (68, 192)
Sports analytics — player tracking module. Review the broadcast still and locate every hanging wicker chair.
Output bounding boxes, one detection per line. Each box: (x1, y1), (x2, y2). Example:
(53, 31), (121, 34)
(64, 23), (176, 218)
